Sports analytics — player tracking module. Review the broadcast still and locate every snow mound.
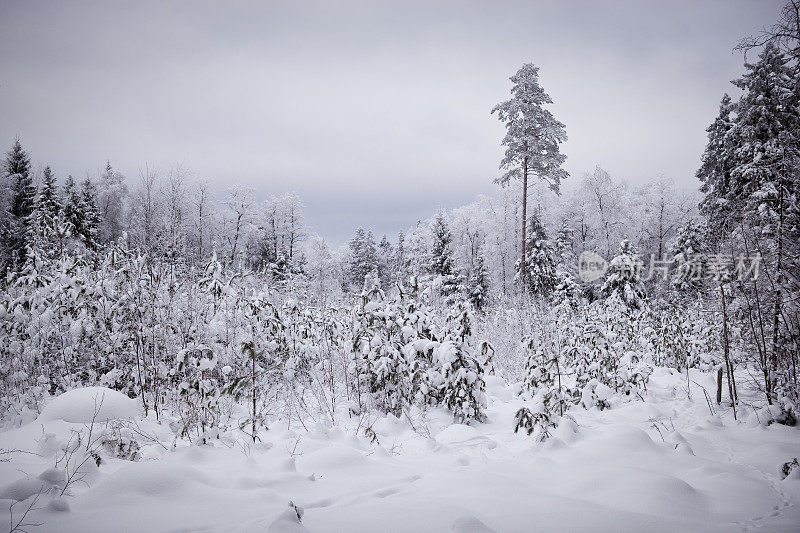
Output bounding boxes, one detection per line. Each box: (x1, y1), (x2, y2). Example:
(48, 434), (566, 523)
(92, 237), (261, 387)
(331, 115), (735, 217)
(484, 375), (510, 399)
(436, 424), (480, 444)
(452, 515), (497, 532)
(88, 462), (214, 498)
(267, 502), (308, 532)
(39, 387), (140, 423)
(298, 444), (367, 472)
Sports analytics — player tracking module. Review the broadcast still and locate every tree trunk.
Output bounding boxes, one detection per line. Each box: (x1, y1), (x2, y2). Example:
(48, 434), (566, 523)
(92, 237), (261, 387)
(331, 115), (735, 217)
(770, 181), (784, 399)
(716, 366), (723, 404)
(521, 157), (528, 288)
(720, 284), (737, 420)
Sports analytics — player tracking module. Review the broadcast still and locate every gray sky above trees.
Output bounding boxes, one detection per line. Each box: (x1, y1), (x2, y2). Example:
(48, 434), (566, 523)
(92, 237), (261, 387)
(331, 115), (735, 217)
(0, 0), (784, 244)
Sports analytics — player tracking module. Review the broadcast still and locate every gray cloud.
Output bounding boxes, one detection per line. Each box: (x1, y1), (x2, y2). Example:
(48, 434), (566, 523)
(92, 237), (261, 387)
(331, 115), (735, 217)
(0, 0), (784, 243)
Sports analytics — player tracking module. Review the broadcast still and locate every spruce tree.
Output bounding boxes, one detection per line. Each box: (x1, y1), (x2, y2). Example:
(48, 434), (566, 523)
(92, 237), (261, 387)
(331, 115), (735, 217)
(493, 63), (569, 286)
(395, 229), (408, 284)
(348, 227), (378, 290)
(554, 220), (576, 274)
(80, 177), (101, 250)
(468, 250), (490, 312)
(37, 166), (60, 220)
(6, 139), (34, 221)
(517, 212), (556, 296)
(670, 219), (707, 296)
(4, 139), (35, 266)
(697, 94), (737, 236)
(439, 302), (487, 424)
(729, 43), (800, 402)
(62, 175), (83, 238)
(600, 239), (645, 309)
(28, 165), (63, 259)
(430, 212), (462, 300)
(377, 234), (394, 288)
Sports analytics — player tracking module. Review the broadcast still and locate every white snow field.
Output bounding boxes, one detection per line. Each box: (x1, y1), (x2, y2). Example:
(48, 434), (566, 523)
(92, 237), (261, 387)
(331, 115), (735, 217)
(1, 370), (799, 533)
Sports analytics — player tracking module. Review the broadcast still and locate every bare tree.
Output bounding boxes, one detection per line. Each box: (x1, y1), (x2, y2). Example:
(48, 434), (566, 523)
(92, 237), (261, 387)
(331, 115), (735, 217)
(223, 185), (255, 266)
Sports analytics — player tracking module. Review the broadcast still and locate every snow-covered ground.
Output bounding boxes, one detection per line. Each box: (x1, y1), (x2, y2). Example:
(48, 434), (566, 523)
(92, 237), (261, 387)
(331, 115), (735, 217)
(1, 369), (799, 532)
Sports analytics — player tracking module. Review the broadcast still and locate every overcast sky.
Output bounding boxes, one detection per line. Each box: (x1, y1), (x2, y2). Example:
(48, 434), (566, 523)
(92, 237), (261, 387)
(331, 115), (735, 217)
(0, 0), (785, 244)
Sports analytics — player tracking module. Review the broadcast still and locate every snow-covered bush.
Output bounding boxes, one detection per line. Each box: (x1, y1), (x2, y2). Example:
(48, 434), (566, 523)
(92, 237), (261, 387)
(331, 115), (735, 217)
(175, 345), (223, 444)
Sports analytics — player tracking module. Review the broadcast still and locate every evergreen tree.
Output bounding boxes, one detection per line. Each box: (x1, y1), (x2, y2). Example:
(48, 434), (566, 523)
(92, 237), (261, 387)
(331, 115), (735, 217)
(731, 44), (800, 226)
(517, 213), (557, 296)
(37, 166), (60, 221)
(28, 165), (63, 259)
(515, 338), (569, 440)
(697, 94), (737, 236)
(80, 177), (101, 249)
(4, 139), (35, 266)
(62, 175), (83, 239)
(348, 227), (378, 290)
(430, 212), (462, 300)
(377, 234), (394, 288)
(492, 63), (569, 286)
(728, 43), (800, 403)
(354, 275), (410, 416)
(670, 219), (707, 295)
(438, 302), (487, 424)
(468, 250), (490, 312)
(600, 239), (645, 309)
(395, 229), (408, 284)
(552, 271), (581, 310)
(5, 139), (34, 221)
(554, 220), (576, 274)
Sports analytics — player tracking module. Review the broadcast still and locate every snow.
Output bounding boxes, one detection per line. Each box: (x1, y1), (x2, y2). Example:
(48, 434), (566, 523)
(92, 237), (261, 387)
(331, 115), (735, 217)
(0, 370), (798, 532)
(38, 386), (140, 424)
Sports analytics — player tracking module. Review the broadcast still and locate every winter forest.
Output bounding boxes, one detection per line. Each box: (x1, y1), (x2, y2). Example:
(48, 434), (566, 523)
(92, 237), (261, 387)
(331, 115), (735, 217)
(1, 2), (799, 532)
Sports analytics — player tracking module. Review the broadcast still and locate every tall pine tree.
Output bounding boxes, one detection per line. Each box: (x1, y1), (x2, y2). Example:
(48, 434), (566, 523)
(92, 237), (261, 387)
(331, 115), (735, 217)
(493, 63), (569, 287)
(729, 43), (800, 401)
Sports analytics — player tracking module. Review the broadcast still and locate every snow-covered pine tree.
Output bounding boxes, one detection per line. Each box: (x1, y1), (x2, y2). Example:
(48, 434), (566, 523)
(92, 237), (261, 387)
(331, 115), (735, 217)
(729, 43), (800, 407)
(697, 94), (737, 238)
(438, 302), (486, 424)
(27, 165), (64, 260)
(492, 63), (569, 287)
(377, 234), (394, 288)
(430, 212), (463, 302)
(552, 271), (581, 310)
(80, 177), (101, 250)
(670, 219), (707, 296)
(516, 212), (556, 296)
(468, 249), (490, 312)
(395, 230), (408, 284)
(348, 227), (378, 291)
(400, 293), (441, 407)
(600, 239), (645, 309)
(4, 139), (35, 268)
(353, 275), (410, 417)
(61, 176), (85, 247)
(554, 219), (577, 274)
(515, 333), (573, 440)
